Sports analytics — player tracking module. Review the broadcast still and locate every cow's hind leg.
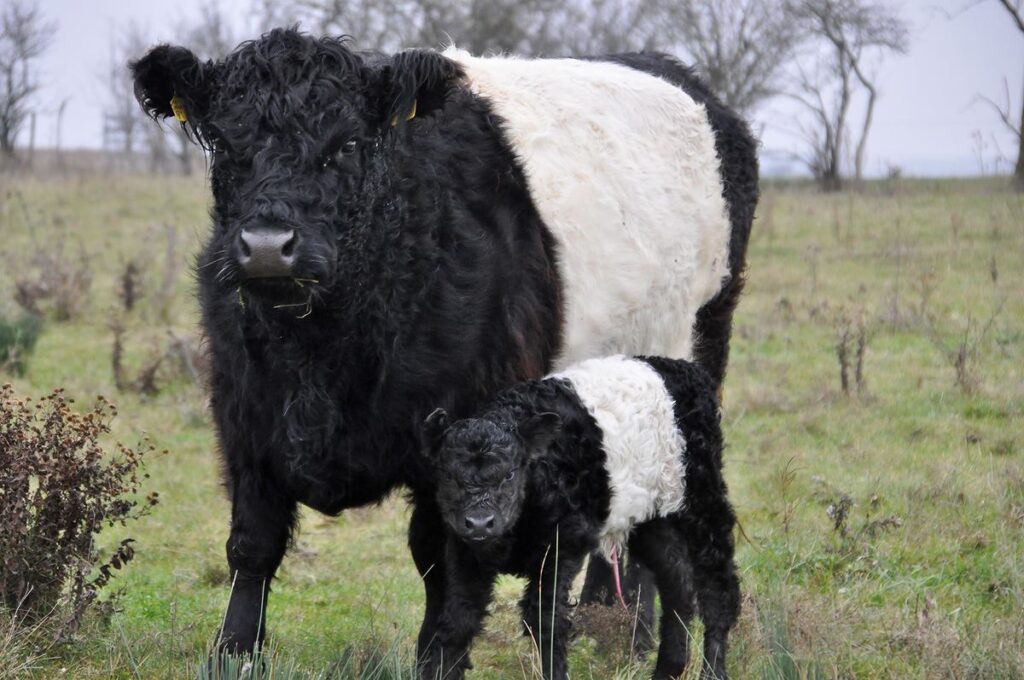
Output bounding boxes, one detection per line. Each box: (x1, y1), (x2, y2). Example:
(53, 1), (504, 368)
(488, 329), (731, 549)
(629, 518), (696, 680)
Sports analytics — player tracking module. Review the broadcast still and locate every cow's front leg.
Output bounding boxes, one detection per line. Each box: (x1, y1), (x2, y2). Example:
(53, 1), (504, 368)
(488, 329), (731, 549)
(419, 539), (496, 680)
(217, 470), (297, 657)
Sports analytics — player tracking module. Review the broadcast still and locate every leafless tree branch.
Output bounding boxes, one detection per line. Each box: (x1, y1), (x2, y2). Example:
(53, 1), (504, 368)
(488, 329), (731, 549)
(0, 0), (55, 163)
(258, 0), (799, 118)
(997, 0), (1024, 33)
(958, 1), (1024, 188)
(975, 79), (1024, 141)
(662, 0), (804, 116)
(785, 0), (908, 189)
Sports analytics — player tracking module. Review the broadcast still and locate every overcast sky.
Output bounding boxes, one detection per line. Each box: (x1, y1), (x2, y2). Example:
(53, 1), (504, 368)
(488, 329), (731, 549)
(26, 0), (1024, 177)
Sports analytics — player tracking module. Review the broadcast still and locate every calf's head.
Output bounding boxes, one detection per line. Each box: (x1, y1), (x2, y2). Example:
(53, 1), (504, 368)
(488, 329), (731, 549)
(131, 29), (460, 306)
(422, 408), (561, 544)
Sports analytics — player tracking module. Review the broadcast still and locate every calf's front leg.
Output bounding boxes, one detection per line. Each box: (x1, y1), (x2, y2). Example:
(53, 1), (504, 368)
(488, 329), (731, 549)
(419, 540), (496, 680)
(520, 551), (584, 680)
(409, 498), (448, 663)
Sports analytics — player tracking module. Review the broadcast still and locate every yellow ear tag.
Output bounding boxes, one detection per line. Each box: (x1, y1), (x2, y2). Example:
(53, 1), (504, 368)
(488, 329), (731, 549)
(170, 96), (188, 123)
(390, 99), (417, 127)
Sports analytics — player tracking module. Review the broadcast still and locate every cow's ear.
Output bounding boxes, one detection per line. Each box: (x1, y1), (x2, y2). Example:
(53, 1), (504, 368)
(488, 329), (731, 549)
(131, 45), (213, 126)
(519, 412), (561, 456)
(381, 49), (461, 127)
(421, 408), (450, 455)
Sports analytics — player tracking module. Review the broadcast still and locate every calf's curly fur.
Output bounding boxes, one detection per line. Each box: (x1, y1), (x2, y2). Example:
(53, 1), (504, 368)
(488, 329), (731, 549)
(423, 356), (739, 680)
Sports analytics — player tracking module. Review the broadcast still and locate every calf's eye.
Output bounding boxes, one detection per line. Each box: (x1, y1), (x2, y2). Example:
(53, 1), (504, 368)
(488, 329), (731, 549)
(505, 470), (515, 482)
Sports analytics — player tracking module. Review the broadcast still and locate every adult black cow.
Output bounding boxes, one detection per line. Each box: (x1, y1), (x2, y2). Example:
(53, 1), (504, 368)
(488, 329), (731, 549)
(131, 28), (757, 661)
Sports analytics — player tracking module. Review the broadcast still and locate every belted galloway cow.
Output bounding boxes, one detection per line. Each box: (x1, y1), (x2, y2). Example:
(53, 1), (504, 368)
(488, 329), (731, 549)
(130, 27), (757, 659)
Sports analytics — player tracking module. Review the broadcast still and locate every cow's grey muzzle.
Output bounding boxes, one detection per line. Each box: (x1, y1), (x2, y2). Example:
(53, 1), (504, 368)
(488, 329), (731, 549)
(238, 228), (297, 278)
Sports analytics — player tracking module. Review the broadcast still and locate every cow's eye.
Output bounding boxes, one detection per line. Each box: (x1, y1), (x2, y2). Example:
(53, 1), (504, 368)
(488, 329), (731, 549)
(504, 470), (515, 482)
(322, 139), (358, 168)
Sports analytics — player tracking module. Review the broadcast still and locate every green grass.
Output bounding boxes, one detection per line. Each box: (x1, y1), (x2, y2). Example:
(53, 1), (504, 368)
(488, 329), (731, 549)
(1, 173), (1022, 678)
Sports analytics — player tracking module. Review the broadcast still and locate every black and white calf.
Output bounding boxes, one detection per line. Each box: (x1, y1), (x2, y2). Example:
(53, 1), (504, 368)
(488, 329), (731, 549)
(421, 355), (740, 680)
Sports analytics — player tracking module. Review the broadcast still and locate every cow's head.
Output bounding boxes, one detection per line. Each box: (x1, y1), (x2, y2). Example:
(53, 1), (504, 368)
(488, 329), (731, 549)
(131, 29), (461, 307)
(421, 408), (561, 545)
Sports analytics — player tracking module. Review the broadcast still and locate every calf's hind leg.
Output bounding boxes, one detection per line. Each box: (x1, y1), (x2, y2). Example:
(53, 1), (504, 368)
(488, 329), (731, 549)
(580, 552), (657, 654)
(680, 509), (740, 680)
(629, 519), (697, 680)
(580, 552), (656, 653)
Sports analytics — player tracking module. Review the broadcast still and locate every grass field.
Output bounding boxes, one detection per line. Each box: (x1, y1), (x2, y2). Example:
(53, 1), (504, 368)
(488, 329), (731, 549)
(1, 172), (1022, 679)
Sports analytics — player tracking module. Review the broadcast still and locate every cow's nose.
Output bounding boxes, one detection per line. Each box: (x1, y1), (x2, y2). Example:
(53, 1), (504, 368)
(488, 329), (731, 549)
(238, 228), (297, 278)
(463, 513), (496, 540)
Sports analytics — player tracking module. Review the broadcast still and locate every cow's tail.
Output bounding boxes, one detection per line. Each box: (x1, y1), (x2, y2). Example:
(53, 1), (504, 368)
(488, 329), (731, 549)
(690, 85), (759, 392)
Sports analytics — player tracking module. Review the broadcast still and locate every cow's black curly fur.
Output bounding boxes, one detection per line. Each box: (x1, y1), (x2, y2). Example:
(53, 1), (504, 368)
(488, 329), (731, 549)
(423, 358), (739, 680)
(133, 29), (562, 654)
(130, 28), (755, 659)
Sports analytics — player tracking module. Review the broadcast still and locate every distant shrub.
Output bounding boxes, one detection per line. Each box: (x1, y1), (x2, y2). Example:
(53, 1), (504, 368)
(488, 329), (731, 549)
(13, 241), (93, 322)
(0, 313), (41, 376)
(0, 385), (159, 642)
(109, 321), (210, 397)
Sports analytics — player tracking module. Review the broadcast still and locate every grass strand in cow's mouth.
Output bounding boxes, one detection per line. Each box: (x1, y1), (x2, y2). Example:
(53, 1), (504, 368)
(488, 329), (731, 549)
(272, 294), (315, 319)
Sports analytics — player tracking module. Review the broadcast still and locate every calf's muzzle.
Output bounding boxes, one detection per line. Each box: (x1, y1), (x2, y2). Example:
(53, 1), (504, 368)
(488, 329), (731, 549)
(462, 512), (496, 540)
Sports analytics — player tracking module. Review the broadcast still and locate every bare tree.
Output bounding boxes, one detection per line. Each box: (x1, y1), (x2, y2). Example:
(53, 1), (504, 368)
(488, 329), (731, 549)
(107, 2), (240, 176)
(786, 52), (852, 190)
(250, 0), (304, 33)
(786, 0), (908, 190)
(556, 0), (660, 55)
(107, 22), (190, 175)
(0, 0), (54, 164)
(448, 0), (657, 56)
(252, 0), (801, 120)
(103, 22), (149, 167)
(662, 0), (804, 117)
(254, 0), (399, 48)
(266, 0), (660, 56)
(179, 0), (240, 60)
(165, 0), (243, 175)
(978, 75), (1024, 190)
(974, 1), (1024, 190)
